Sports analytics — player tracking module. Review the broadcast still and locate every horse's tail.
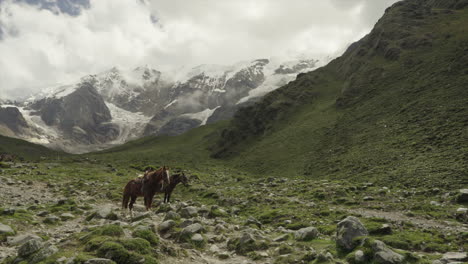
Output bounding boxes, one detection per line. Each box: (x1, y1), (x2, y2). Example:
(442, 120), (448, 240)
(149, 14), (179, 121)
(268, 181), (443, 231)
(122, 182), (131, 209)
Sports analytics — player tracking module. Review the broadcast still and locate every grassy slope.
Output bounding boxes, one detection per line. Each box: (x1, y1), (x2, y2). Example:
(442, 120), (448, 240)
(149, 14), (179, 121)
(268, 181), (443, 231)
(210, 1), (468, 186)
(0, 135), (60, 160)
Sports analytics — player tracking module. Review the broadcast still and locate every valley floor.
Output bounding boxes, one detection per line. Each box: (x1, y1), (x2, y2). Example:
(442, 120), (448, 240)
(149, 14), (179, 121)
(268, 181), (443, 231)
(0, 160), (467, 264)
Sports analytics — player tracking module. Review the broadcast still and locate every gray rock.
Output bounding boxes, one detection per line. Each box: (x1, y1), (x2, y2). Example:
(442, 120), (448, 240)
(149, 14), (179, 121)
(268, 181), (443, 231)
(191, 233), (204, 243)
(456, 189), (468, 203)
(95, 205), (118, 220)
(7, 233), (41, 246)
(336, 216), (368, 251)
(84, 258), (116, 264)
(180, 206), (198, 218)
(44, 215), (60, 224)
(60, 213), (75, 220)
(181, 223), (204, 236)
(2, 208), (16, 216)
(0, 223), (14, 235)
(29, 244), (59, 264)
(239, 233), (255, 247)
(442, 252), (467, 262)
(372, 240), (404, 264)
(179, 220), (194, 228)
(455, 208), (467, 222)
(18, 238), (44, 257)
(164, 211), (181, 221)
(294, 227), (319, 241)
(131, 212), (151, 222)
(36, 211), (48, 217)
(355, 250), (366, 263)
(158, 220), (176, 233)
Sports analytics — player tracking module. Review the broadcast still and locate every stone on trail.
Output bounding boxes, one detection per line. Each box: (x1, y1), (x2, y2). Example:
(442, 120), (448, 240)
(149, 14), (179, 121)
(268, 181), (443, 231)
(164, 211), (181, 221)
(442, 252), (468, 262)
(191, 233), (204, 243)
(43, 215), (60, 224)
(95, 205), (118, 220)
(0, 223), (14, 235)
(372, 240), (404, 264)
(456, 189), (468, 203)
(180, 206), (198, 218)
(131, 212), (152, 222)
(355, 250), (366, 263)
(294, 226), (319, 241)
(336, 216), (368, 251)
(158, 220), (176, 233)
(7, 233), (41, 246)
(181, 223), (204, 236)
(60, 213), (74, 220)
(29, 244), (58, 264)
(18, 238), (44, 257)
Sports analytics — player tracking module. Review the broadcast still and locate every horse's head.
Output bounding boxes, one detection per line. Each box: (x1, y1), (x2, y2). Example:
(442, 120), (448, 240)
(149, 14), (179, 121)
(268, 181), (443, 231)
(179, 172), (190, 187)
(162, 166), (170, 184)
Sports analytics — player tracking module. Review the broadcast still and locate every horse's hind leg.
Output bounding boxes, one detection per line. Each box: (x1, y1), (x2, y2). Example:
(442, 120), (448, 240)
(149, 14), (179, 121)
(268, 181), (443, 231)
(129, 196), (137, 218)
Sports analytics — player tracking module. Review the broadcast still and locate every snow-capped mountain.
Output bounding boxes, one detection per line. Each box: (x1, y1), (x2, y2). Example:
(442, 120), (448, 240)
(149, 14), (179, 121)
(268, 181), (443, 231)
(0, 58), (322, 153)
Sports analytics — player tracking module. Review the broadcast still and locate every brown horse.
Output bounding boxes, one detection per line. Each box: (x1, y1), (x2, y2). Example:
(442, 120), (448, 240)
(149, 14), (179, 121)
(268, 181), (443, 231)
(122, 171), (189, 217)
(122, 166), (170, 216)
(161, 172), (190, 203)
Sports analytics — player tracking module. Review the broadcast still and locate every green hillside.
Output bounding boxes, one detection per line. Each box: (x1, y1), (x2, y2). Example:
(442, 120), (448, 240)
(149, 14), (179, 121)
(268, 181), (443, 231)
(210, 0), (468, 186)
(0, 135), (60, 160)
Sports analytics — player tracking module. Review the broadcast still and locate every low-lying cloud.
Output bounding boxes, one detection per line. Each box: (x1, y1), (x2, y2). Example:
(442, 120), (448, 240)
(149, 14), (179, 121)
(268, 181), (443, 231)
(0, 0), (398, 100)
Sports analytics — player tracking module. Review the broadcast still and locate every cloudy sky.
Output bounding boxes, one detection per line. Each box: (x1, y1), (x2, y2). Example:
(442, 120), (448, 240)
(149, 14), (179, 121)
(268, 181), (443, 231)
(0, 0), (398, 100)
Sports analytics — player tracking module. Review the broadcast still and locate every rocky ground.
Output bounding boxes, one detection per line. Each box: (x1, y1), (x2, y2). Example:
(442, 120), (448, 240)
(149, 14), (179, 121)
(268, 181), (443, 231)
(0, 161), (467, 264)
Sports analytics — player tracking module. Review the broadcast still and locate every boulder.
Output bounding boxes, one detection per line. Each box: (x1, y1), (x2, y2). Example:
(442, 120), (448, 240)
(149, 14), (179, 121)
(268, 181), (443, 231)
(18, 238), (44, 257)
(456, 189), (468, 203)
(372, 240), (404, 264)
(0, 223), (14, 235)
(442, 252), (467, 262)
(355, 250), (366, 263)
(164, 211), (181, 221)
(455, 207), (467, 222)
(180, 206), (198, 218)
(60, 213), (75, 220)
(191, 234), (204, 243)
(131, 212), (152, 222)
(43, 215), (60, 224)
(7, 233), (41, 246)
(181, 223), (204, 237)
(336, 216), (368, 251)
(94, 205), (118, 220)
(29, 244), (59, 264)
(158, 220), (176, 233)
(294, 227), (319, 241)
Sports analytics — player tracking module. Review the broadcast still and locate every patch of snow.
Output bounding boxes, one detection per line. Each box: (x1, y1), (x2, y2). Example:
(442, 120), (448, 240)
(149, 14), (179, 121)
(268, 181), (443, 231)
(105, 102), (152, 145)
(10, 106), (62, 144)
(236, 58), (326, 104)
(181, 106), (221, 126)
(164, 99), (178, 109)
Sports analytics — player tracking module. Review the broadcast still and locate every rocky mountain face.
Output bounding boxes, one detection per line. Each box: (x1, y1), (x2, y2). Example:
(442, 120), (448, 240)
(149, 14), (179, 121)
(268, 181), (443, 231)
(0, 58), (319, 153)
(0, 107), (29, 135)
(29, 83), (119, 145)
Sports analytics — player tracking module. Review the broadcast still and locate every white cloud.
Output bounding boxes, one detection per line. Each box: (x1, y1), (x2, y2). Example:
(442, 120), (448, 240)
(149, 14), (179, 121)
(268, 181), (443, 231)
(0, 0), (398, 100)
